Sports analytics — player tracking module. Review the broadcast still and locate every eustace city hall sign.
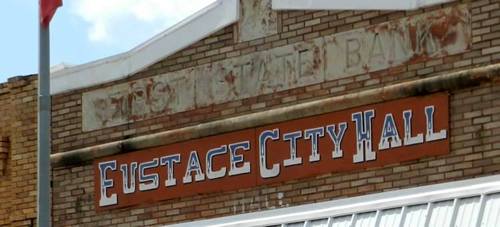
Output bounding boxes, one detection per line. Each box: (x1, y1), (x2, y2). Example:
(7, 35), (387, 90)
(95, 93), (449, 210)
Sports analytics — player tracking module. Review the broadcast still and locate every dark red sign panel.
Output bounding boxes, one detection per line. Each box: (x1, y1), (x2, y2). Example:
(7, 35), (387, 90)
(94, 93), (449, 210)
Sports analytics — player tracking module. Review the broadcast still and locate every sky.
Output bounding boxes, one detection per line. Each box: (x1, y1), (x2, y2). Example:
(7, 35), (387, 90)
(0, 0), (216, 82)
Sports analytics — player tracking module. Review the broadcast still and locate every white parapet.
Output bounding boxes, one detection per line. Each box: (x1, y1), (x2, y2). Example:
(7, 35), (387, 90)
(50, 0), (239, 95)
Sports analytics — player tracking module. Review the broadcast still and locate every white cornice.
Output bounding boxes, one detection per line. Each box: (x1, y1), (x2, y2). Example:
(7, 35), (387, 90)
(51, 0), (456, 95)
(50, 0), (239, 95)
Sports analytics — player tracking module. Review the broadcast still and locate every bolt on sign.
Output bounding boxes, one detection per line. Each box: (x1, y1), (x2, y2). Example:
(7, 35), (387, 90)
(95, 93), (449, 210)
(83, 5), (470, 131)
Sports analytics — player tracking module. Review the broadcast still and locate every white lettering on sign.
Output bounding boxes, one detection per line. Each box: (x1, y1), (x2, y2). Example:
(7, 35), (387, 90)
(352, 110), (376, 163)
(160, 154), (180, 187)
(425, 106), (447, 142)
(259, 129), (281, 179)
(183, 151), (206, 184)
(96, 102), (449, 208)
(228, 141), (251, 176)
(326, 122), (348, 159)
(83, 5), (470, 131)
(98, 161), (117, 207)
(403, 110), (424, 146)
(206, 145), (228, 180)
(138, 158), (160, 191)
(283, 131), (303, 167)
(120, 162), (137, 194)
(379, 113), (402, 150)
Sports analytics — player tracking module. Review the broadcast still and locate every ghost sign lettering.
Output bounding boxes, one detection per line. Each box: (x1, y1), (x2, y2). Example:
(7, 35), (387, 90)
(95, 93), (449, 210)
(84, 5), (469, 131)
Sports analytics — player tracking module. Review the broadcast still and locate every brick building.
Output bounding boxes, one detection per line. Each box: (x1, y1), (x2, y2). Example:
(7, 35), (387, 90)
(0, 76), (38, 226)
(1, 0), (500, 226)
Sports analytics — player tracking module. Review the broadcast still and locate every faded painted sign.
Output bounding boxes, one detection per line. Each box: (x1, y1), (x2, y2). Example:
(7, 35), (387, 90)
(83, 5), (469, 131)
(82, 69), (196, 131)
(239, 0), (278, 42)
(326, 6), (471, 79)
(95, 93), (449, 210)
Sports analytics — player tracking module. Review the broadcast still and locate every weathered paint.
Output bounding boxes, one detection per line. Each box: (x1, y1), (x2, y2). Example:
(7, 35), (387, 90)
(82, 69), (195, 131)
(239, 0), (278, 42)
(83, 5), (470, 131)
(195, 38), (325, 107)
(326, 5), (471, 79)
(53, 61), (500, 168)
(94, 93), (449, 210)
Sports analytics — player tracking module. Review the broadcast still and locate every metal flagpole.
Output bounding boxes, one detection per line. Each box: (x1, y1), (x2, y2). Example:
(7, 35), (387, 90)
(38, 15), (51, 227)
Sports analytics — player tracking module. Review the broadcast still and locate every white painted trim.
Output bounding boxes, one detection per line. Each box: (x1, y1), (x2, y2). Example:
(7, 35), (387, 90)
(50, 0), (239, 95)
(272, 0), (454, 10)
(169, 175), (500, 227)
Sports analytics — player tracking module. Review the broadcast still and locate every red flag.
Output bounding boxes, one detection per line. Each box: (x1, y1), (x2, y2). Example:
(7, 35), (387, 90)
(40, 0), (62, 27)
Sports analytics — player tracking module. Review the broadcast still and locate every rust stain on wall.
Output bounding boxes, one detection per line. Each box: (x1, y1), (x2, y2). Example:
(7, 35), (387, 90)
(239, 0), (278, 42)
(326, 5), (470, 79)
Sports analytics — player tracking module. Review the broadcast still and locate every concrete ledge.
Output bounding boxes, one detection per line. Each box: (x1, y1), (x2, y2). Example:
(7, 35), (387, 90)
(50, 63), (500, 168)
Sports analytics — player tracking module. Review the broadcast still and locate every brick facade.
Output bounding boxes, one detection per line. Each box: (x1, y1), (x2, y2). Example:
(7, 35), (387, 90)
(52, 0), (500, 156)
(1, 0), (500, 226)
(51, 83), (500, 226)
(0, 76), (38, 226)
(51, 0), (500, 225)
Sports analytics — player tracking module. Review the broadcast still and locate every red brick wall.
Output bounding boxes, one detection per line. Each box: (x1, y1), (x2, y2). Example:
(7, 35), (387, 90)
(45, 0), (500, 226)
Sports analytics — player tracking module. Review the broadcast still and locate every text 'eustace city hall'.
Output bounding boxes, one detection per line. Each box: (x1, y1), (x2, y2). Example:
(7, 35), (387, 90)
(1, 0), (500, 226)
